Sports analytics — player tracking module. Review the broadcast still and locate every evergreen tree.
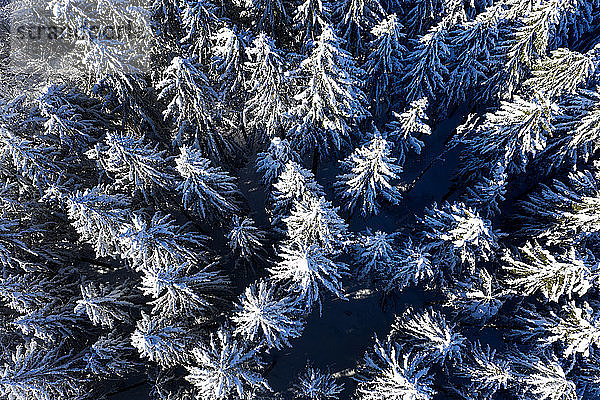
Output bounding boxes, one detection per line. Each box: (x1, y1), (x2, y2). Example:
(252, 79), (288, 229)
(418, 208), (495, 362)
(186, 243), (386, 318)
(294, 0), (332, 47)
(271, 161), (325, 221)
(390, 307), (466, 364)
(233, 280), (304, 349)
(269, 243), (348, 308)
(131, 312), (189, 367)
(456, 341), (512, 399)
(74, 282), (133, 329)
(516, 301), (600, 358)
(294, 364), (344, 400)
(244, 34), (290, 140)
(0, 341), (83, 400)
(384, 237), (435, 291)
(354, 230), (399, 279)
(283, 195), (348, 250)
(402, 22), (450, 103)
(446, 268), (506, 322)
(175, 146), (241, 221)
(333, 0), (384, 52)
(256, 138), (301, 186)
(185, 326), (270, 399)
(386, 97), (431, 164)
(356, 336), (435, 400)
(89, 131), (174, 197)
(288, 26), (369, 159)
(336, 133), (403, 216)
(179, 0), (221, 61)
(228, 216), (266, 259)
(502, 241), (597, 302)
(420, 201), (499, 276)
(157, 56), (229, 158)
(211, 26), (248, 104)
(364, 14), (406, 115)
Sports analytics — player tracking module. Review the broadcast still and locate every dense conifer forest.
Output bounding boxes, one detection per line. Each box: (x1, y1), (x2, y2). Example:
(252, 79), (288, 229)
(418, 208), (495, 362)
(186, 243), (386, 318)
(0, 0), (600, 399)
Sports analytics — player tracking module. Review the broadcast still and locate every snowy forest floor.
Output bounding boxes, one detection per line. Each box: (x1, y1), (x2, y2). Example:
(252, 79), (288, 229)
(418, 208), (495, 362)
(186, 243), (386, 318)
(110, 107), (469, 399)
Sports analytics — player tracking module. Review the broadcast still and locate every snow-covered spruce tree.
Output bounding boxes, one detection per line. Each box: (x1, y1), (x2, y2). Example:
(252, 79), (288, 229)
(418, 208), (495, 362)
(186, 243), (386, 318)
(356, 336), (436, 400)
(269, 243), (348, 309)
(444, 9), (498, 107)
(283, 195), (349, 250)
(294, 0), (332, 47)
(179, 0), (221, 61)
(210, 26), (248, 105)
(244, 34), (290, 140)
(228, 216), (266, 260)
(515, 301), (600, 358)
(294, 363), (343, 400)
(185, 326), (270, 399)
(0, 341), (84, 400)
(502, 241), (598, 302)
(525, 47), (598, 98)
(445, 268), (506, 322)
(517, 168), (600, 246)
(175, 145), (241, 221)
(508, 352), (578, 400)
(419, 201), (499, 277)
(157, 56), (230, 158)
(288, 25), (369, 159)
(389, 307), (465, 364)
(84, 333), (137, 378)
(336, 133), (403, 216)
(271, 161), (325, 222)
(131, 312), (189, 367)
(74, 281), (133, 329)
(458, 95), (558, 179)
(456, 341), (512, 400)
(256, 137), (301, 186)
(402, 0), (439, 37)
(0, 127), (63, 191)
(547, 89), (600, 169)
(244, 0), (289, 33)
(401, 22), (450, 103)
(463, 161), (507, 218)
(384, 237), (436, 292)
(139, 261), (225, 316)
(363, 14), (406, 115)
(36, 84), (104, 151)
(386, 97), (431, 165)
(354, 230), (399, 279)
(119, 211), (209, 272)
(53, 186), (132, 258)
(333, 0), (384, 52)
(233, 280), (304, 349)
(88, 131), (174, 197)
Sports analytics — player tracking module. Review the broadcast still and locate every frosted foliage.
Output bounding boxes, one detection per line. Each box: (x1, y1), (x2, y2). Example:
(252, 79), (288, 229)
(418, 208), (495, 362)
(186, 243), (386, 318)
(283, 195), (348, 250)
(295, 364), (343, 400)
(391, 307), (466, 364)
(269, 243), (347, 307)
(228, 217), (266, 258)
(387, 98), (431, 164)
(337, 135), (402, 216)
(233, 280), (304, 349)
(503, 242), (597, 302)
(185, 326), (270, 400)
(175, 146), (240, 220)
(357, 337), (435, 400)
(131, 313), (188, 367)
(421, 202), (499, 275)
(256, 138), (300, 185)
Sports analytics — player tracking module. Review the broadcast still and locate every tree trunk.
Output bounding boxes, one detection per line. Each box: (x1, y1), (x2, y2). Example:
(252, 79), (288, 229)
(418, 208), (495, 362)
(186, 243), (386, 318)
(312, 147), (320, 175)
